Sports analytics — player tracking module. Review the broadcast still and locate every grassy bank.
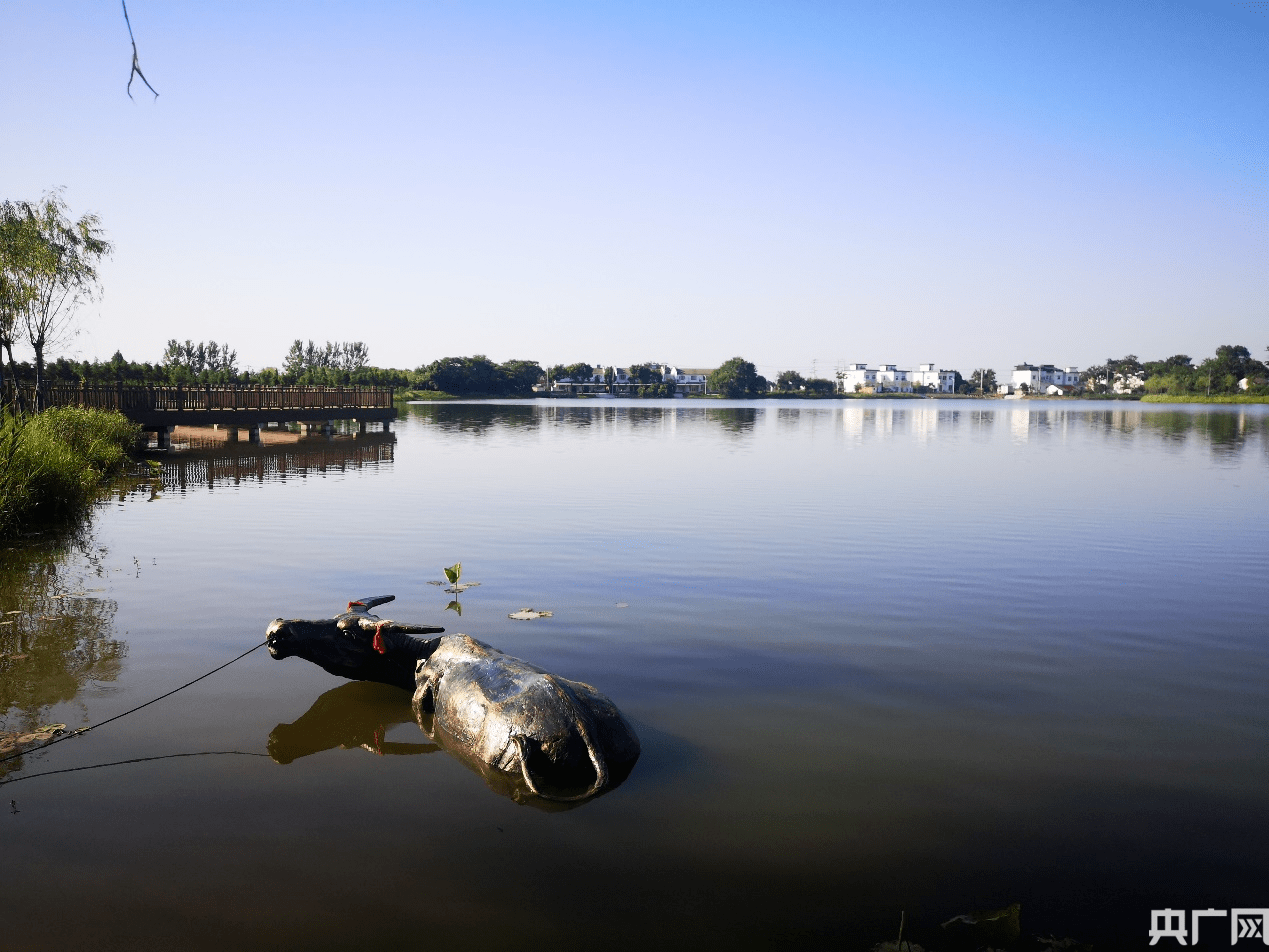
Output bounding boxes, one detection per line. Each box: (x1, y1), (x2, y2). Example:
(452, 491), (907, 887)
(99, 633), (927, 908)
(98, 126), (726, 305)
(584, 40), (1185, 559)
(1141, 393), (1269, 404)
(0, 407), (142, 539)
(396, 390), (464, 401)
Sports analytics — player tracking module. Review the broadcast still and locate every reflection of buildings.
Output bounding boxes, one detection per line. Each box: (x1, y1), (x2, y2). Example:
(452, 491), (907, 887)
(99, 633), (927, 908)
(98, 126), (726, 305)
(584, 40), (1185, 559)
(158, 429), (395, 491)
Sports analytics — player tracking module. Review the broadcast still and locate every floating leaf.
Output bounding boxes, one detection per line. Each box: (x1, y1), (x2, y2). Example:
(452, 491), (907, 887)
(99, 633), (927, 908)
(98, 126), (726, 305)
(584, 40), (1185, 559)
(445, 581), (480, 594)
(508, 608), (553, 620)
(615, 602), (629, 608)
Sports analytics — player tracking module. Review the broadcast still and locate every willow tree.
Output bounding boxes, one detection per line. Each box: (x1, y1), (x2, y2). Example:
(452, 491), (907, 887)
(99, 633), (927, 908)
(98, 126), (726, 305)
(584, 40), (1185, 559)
(0, 201), (42, 408)
(2, 192), (112, 409)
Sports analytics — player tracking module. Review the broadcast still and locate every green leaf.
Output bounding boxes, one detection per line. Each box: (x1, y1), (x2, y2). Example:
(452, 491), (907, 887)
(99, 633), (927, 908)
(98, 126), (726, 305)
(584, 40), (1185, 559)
(443, 562), (461, 585)
(445, 599), (462, 616)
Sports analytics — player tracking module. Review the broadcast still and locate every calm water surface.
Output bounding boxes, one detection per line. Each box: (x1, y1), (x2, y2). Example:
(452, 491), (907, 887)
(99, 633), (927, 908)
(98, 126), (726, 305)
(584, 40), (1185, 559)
(3, 399), (1267, 950)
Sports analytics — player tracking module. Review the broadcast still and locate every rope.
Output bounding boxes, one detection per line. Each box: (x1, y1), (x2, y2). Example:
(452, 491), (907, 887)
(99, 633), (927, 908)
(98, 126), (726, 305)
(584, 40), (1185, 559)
(0, 639), (268, 767)
(1, 750), (270, 787)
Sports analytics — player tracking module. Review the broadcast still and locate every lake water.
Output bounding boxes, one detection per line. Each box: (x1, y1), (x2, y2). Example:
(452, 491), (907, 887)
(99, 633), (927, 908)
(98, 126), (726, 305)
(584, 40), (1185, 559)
(3, 399), (1267, 950)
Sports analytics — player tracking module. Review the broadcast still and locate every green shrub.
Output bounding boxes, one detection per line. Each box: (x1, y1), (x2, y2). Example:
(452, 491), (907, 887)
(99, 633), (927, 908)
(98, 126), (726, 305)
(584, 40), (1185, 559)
(0, 407), (141, 537)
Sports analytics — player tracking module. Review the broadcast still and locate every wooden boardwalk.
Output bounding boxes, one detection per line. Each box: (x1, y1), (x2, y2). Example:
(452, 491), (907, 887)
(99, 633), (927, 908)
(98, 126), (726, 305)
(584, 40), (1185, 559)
(26, 383), (397, 448)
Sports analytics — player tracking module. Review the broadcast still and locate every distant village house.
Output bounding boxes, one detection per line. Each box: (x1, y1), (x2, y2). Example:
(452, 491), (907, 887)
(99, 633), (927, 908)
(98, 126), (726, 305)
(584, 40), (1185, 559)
(836, 362), (954, 394)
(999, 363), (1082, 395)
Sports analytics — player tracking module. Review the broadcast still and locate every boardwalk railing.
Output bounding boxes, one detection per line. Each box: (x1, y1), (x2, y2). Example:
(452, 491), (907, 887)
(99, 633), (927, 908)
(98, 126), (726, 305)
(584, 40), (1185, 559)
(23, 383), (394, 415)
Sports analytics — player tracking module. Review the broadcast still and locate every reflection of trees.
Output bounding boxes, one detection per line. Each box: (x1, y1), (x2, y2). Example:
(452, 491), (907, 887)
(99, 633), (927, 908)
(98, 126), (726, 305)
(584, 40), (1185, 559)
(405, 402), (541, 435)
(1137, 410), (1266, 459)
(0, 533), (125, 778)
(704, 407), (758, 436)
(406, 402), (768, 439)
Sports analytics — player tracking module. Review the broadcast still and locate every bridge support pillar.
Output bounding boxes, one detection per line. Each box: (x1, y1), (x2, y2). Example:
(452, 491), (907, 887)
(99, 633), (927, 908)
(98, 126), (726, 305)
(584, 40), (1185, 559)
(249, 426), (262, 445)
(156, 426), (174, 451)
(323, 421), (335, 438)
(357, 420), (367, 435)
(225, 427), (238, 443)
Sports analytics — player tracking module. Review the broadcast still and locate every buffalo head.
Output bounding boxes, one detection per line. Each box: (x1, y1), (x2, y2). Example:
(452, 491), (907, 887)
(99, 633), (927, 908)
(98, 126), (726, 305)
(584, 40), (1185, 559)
(266, 595), (443, 692)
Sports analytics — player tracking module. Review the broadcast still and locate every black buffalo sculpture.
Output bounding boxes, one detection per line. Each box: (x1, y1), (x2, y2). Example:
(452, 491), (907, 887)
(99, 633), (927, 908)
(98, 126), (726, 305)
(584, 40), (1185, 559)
(266, 595), (640, 802)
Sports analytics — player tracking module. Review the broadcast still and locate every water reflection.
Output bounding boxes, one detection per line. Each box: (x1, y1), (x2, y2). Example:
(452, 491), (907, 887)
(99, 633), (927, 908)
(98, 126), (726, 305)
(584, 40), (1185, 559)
(405, 402), (541, 435)
(155, 431), (395, 491)
(704, 406), (759, 436)
(0, 534), (125, 778)
(402, 399), (1269, 459)
(1138, 409), (1267, 459)
(267, 681), (438, 763)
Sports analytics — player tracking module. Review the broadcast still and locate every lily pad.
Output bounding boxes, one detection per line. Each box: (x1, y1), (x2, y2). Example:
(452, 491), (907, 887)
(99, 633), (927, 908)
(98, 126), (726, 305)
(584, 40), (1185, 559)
(615, 602), (629, 608)
(508, 609), (553, 620)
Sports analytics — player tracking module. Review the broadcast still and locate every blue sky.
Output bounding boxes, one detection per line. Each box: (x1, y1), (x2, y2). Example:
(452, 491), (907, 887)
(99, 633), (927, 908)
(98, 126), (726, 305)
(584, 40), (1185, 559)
(3, 0), (1265, 380)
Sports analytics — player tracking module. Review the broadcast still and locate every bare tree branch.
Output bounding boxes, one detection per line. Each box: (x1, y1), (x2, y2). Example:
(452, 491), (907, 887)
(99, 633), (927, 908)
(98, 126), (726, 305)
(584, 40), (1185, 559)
(122, 0), (159, 100)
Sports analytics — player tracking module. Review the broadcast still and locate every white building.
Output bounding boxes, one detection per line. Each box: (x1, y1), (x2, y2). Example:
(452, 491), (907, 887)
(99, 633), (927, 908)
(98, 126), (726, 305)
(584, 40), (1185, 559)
(551, 363), (709, 396)
(837, 362), (943, 394)
(875, 364), (911, 391)
(1008, 363), (1081, 393)
(911, 363), (957, 393)
(836, 363), (876, 392)
(1112, 373), (1145, 394)
(658, 365), (709, 394)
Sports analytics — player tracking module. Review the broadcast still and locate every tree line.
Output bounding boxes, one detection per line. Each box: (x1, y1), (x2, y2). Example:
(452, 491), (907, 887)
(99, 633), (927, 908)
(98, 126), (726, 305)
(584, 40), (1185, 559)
(1087, 346), (1267, 396)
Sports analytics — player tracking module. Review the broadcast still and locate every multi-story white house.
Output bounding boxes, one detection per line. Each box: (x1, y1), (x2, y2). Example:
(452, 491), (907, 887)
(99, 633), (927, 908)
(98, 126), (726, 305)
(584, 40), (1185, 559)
(658, 365), (709, 394)
(550, 364), (709, 396)
(875, 364), (911, 391)
(837, 363), (876, 392)
(837, 362), (949, 393)
(911, 363), (957, 393)
(548, 367), (608, 395)
(1007, 363), (1081, 393)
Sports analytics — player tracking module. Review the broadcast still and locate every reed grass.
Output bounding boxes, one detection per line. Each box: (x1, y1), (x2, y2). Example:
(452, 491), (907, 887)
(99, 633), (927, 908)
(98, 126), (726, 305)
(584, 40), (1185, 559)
(0, 407), (142, 538)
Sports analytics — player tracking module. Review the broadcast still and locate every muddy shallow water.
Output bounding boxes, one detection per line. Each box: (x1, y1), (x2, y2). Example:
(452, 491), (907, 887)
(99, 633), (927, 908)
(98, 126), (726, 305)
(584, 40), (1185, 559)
(2, 399), (1267, 950)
